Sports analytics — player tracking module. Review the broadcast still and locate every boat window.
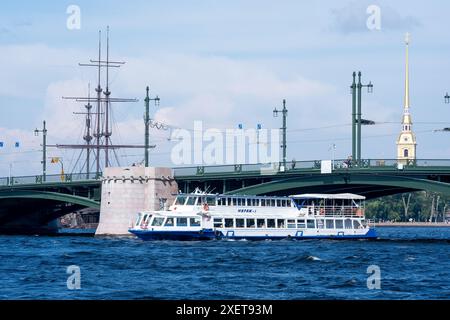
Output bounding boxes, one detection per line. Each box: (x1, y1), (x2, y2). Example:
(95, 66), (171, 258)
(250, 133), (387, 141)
(151, 217), (165, 227)
(246, 219), (256, 228)
(227, 198), (232, 206)
(237, 198), (242, 206)
(176, 218), (188, 227)
(270, 199), (276, 207)
(255, 199), (260, 206)
(267, 219), (276, 228)
(287, 219), (296, 228)
(225, 218), (234, 228)
(277, 219), (285, 228)
(261, 199), (266, 207)
(307, 220), (315, 229)
(353, 220), (362, 229)
(236, 219), (245, 228)
(190, 217), (201, 227)
(164, 217), (175, 227)
(326, 220), (334, 229)
(214, 218), (223, 228)
(205, 196), (216, 206)
(140, 215), (149, 226)
(175, 196), (187, 206)
(345, 219), (352, 229)
(232, 198), (237, 206)
(257, 219), (266, 228)
(317, 219), (325, 229)
(186, 197), (197, 206)
(297, 219), (306, 229)
(335, 220), (344, 229)
(276, 200), (281, 207)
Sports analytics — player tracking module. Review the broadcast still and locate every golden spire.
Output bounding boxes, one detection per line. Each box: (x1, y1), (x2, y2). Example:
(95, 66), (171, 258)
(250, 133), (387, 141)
(404, 32), (410, 109)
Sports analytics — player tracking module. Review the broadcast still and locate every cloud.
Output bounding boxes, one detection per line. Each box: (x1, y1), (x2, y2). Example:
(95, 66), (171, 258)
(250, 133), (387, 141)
(0, 42), (409, 173)
(116, 54), (335, 129)
(0, 43), (84, 98)
(330, 1), (421, 34)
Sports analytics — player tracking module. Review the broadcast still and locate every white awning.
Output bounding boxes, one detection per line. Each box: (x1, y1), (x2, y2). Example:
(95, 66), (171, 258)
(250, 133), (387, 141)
(290, 193), (366, 200)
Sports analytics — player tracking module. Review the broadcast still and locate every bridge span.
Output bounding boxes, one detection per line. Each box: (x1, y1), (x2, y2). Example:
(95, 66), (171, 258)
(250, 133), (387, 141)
(0, 159), (449, 233)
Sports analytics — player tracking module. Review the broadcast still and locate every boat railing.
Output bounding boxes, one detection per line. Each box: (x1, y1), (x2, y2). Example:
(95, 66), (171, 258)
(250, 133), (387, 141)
(309, 206), (365, 218)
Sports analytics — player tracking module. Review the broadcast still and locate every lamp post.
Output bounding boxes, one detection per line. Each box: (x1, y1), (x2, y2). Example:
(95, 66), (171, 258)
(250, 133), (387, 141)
(435, 93), (450, 132)
(51, 157), (65, 181)
(34, 121), (47, 182)
(330, 143), (336, 170)
(351, 72), (357, 161)
(273, 99), (288, 170)
(144, 86), (160, 167)
(355, 72), (373, 165)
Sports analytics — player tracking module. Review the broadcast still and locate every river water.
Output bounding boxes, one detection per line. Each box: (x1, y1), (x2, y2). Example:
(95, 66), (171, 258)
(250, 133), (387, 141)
(0, 227), (449, 300)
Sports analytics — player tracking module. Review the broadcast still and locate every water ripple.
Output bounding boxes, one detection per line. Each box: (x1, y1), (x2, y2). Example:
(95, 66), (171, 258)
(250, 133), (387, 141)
(0, 227), (449, 299)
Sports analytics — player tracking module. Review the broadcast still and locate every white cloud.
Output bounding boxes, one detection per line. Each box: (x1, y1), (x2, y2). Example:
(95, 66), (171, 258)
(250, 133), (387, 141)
(330, 1), (421, 34)
(0, 41), (431, 174)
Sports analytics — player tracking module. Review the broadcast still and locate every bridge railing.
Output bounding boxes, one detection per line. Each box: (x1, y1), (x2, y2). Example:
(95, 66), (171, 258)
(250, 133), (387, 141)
(3, 159), (450, 184)
(0, 172), (102, 187)
(173, 159), (450, 177)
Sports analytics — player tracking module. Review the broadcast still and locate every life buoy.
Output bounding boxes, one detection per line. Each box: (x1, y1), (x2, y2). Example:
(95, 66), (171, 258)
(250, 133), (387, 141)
(203, 203), (209, 211)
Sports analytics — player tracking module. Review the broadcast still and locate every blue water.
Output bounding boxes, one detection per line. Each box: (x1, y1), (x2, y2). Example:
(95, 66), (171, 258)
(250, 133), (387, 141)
(0, 227), (449, 300)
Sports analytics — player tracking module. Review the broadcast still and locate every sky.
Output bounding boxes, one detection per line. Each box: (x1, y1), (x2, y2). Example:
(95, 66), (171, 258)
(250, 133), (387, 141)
(1, 0), (450, 176)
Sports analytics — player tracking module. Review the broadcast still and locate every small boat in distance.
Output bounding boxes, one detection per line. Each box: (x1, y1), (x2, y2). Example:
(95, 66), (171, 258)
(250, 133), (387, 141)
(129, 189), (377, 241)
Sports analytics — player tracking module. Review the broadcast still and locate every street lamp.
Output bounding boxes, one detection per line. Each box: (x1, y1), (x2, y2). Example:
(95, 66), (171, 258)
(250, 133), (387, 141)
(51, 157), (65, 181)
(34, 120), (47, 182)
(144, 86), (161, 167)
(352, 71), (374, 165)
(273, 99), (288, 170)
(359, 119), (376, 125)
(329, 143), (336, 170)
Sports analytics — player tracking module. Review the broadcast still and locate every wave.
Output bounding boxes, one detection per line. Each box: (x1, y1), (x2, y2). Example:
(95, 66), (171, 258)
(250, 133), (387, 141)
(306, 255), (322, 261)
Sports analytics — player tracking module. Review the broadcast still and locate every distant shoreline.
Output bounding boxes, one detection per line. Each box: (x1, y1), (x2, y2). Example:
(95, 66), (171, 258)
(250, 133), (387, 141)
(374, 222), (450, 227)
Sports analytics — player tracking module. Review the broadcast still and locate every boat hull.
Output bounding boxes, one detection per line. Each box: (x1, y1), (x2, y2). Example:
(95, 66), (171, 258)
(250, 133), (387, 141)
(129, 229), (217, 241)
(129, 228), (377, 241)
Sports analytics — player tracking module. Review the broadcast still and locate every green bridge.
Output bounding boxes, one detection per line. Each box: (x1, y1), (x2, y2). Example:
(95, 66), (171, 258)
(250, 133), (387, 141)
(0, 159), (450, 233)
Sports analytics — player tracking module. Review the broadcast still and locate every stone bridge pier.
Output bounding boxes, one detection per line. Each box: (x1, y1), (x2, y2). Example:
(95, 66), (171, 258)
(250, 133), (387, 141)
(96, 167), (179, 236)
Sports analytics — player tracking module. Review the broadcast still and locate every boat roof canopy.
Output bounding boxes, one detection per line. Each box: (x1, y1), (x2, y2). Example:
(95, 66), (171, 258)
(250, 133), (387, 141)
(290, 193), (366, 200)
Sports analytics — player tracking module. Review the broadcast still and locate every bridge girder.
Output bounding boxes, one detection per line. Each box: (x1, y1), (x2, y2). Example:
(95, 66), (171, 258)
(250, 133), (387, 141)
(225, 174), (450, 198)
(0, 190), (100, 209)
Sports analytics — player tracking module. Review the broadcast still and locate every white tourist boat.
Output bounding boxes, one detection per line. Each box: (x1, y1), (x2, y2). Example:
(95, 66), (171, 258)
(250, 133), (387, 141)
(129, 189), (377, 240)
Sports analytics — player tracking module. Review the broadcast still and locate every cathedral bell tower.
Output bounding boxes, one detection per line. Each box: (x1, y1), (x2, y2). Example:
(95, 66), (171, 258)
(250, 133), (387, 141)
(397, 33), (417, 164)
